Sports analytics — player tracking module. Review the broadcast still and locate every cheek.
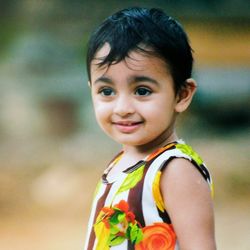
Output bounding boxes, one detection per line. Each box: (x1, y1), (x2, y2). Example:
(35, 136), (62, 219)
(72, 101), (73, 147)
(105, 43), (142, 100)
(140, 100), (172, 116)
(92, 101), (111, 121)
(140, 101), (175, 125)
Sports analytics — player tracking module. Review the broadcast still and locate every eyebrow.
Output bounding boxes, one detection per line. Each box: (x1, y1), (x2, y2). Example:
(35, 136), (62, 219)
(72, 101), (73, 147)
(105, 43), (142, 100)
(93, 76), (113, 85)
(131, 76), (159, 85)
(93, 75), (159, 86)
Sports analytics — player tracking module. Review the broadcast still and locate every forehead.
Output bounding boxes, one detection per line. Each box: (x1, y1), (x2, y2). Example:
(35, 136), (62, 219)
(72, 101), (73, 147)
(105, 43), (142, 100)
(94, 42), (111, 60)
(91, 43), (170, 76)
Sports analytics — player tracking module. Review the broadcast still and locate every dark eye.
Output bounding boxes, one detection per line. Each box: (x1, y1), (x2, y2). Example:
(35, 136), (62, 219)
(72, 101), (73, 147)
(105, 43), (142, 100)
(135, 87), (152, 96)
(99, 87), (115, 96)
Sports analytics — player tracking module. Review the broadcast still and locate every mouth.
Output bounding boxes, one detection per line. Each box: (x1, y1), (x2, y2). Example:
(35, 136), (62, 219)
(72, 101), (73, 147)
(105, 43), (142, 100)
(113, 121), (143, 126)
(112, 121), (143, 133)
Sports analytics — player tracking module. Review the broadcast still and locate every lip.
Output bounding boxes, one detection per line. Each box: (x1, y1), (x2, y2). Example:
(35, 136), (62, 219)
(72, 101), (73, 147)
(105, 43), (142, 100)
(112, 121), (143, 133)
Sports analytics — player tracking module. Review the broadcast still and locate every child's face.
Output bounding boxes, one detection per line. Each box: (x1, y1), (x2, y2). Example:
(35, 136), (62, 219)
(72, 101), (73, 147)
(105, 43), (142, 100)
(90, 44), (182, 150)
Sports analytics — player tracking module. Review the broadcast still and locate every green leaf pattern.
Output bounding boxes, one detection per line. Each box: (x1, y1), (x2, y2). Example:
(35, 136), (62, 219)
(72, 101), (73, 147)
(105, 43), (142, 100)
(117, 164), (145, 194)
(176, 144), (203, 166)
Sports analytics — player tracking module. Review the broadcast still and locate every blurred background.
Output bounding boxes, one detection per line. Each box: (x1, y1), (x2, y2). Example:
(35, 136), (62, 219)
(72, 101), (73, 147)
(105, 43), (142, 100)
(0, 0), (249, 249)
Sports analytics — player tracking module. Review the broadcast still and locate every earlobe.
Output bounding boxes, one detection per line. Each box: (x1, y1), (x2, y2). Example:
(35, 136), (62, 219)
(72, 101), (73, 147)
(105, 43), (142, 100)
(175, 78), (197, 113)
(88, 81), (91, 88)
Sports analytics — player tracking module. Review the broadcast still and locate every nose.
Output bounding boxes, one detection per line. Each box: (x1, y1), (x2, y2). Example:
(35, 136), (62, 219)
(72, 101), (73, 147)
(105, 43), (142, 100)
(113, 94), (135, 117)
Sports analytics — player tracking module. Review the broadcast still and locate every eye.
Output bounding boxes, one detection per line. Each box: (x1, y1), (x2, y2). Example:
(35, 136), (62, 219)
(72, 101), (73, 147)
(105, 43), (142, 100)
(99, 87), (115, 96)
(135, 87), (152, 96)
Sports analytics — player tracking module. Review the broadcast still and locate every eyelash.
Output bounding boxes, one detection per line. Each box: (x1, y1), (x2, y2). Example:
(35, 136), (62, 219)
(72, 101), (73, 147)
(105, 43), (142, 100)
(135, 87), (152, 96)
(97, 86), (153, 97)
(98, 87), (115, 96)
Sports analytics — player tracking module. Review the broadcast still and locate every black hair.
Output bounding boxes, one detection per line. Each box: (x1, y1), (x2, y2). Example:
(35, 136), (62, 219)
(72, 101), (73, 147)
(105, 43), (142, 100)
(86, 7), (193, 93)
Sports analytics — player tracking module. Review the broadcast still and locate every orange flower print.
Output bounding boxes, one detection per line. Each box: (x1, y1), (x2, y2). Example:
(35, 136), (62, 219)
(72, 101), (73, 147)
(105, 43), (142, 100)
(96, 200), (143, 247)
(114, 199), (129, 212)
(135, 223), (176, 250)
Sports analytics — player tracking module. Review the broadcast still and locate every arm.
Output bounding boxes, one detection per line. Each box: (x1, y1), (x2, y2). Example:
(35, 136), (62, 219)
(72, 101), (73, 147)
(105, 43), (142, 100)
(160, 158), (216, 250)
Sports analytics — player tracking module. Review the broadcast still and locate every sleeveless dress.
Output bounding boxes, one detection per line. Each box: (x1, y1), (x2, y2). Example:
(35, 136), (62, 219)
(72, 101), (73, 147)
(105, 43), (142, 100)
(84, 140), (213, 250)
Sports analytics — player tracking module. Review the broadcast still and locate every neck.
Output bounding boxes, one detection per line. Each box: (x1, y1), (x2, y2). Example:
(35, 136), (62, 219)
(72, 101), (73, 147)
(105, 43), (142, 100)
(122, 130), (178, 160)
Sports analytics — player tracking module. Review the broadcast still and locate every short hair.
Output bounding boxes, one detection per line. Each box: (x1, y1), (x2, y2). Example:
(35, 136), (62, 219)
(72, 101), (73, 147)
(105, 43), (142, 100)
(86, 7), (193, 92)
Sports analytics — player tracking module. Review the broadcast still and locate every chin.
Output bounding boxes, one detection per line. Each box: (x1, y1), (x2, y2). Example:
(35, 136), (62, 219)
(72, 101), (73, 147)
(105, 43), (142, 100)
(113, 137), (151, 147)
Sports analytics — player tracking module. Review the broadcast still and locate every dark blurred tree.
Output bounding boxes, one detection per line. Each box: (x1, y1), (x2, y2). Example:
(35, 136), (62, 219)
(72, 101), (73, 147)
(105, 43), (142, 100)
(0, 1), (21, 55)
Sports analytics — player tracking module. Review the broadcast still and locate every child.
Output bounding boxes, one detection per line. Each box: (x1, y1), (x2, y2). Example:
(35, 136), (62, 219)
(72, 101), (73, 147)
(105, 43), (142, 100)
(84, 7), (216, 250)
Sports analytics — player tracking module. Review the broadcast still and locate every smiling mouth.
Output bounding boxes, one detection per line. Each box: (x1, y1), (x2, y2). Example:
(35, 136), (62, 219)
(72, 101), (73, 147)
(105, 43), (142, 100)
(113, 121), (143, 126)
(112, 121), (143, 133)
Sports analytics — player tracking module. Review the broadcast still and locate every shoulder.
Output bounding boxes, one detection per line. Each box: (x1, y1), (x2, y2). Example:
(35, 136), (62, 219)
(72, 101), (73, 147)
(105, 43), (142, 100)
(153, 142), (212, 190)
(160, 157), (214, 232)
(159, 158), (216, 249)
(147, 141), (213, 198)
(160, 157), (211, 196)
(159, 156), (214, 227)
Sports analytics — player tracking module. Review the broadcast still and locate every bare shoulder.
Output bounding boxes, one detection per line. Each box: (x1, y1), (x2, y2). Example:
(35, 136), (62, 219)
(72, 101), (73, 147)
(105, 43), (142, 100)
(160, 157), (211, 197)
(160, 158), (216, 250)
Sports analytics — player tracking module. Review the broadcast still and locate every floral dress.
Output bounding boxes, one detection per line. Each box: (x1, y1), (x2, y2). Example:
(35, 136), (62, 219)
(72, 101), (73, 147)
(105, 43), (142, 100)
(84, 141), (213, 250)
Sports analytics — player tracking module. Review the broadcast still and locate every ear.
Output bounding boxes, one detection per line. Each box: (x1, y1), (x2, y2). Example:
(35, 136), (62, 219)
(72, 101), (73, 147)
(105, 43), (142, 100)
(175, 78), (197, 113)
(88, 80), (91, 88)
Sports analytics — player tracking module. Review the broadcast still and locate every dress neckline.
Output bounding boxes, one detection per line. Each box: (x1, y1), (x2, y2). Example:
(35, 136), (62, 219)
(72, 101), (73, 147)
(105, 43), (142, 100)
(102, 140), (182, 184)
